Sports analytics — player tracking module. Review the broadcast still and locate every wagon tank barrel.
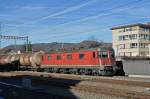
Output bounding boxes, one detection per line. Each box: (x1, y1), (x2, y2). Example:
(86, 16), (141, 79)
(0, 52), (44, 68)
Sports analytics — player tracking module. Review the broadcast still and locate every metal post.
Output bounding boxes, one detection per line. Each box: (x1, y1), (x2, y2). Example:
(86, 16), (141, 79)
(61, 42), (64, 50)
(0, 35), (29, 52)
(26, 36), (29, 52)
(14, 39), (16, 52)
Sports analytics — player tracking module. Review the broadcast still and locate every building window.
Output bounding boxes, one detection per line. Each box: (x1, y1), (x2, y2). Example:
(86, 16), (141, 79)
(125, 35), (129, 40)
(118, 34), (138, 41)
(139, 34), (145, 39)
(118, 30), (123, 33)
(119, 44), (125, 49)
(140, 28), (150, 32)
(79, 54), (85, 59)
(131, 34), (137, 39)
(67, 54), (72, 60)
(145, 34), (149, 40)
(56, 55), (61, 60)
(139, 43), (149, 48)
(123, 28), (126, 32)
(47, 56), (51, 60)
(140, 52), (146, 56)
(130, 43), (138, 48)
(139, 43), (145, 48)
(139, 34), (150, 40)
(118, 36), (123, 41)
(125, 28), (132, 31)
(145, 44), (149, 48)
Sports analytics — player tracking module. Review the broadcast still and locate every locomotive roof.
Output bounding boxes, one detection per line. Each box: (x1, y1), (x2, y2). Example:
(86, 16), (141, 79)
(45, 47), (113, 54)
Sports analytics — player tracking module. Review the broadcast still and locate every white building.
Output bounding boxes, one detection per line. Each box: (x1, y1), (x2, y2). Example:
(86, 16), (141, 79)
(111, 22), (150, 57)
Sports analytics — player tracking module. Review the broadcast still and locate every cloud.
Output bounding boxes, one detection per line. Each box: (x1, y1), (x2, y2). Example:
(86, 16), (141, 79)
(8, 6), (50, 11)
(5, 23), (33, 28)
(39, 0), (98, 20)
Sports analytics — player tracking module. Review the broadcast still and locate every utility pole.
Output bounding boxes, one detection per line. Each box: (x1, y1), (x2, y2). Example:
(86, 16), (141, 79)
(0, 35), (29, 52)
(0, 22), (2, 48)
(0, 22), (29, 52)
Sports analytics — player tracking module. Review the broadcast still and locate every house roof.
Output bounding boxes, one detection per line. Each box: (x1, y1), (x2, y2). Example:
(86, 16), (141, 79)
(110, 23), (150, 30)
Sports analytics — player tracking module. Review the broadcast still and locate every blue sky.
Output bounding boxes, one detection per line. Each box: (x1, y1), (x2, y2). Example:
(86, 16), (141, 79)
(0, 0), (150, 46)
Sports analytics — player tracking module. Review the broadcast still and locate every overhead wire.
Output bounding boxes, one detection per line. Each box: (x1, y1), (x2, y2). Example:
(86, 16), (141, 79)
(33, 0), (150, 42)
(27, 0), (144, 37)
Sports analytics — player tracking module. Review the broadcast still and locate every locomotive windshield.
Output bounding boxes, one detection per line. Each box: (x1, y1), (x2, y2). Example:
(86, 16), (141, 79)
(110, 51), (115, 58)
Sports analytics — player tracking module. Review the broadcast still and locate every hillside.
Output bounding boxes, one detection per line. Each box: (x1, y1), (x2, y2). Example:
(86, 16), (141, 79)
(1, 40), (112, 54)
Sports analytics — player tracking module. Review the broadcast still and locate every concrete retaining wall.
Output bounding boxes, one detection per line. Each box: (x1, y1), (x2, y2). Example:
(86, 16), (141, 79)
(122, 59), (150, 75)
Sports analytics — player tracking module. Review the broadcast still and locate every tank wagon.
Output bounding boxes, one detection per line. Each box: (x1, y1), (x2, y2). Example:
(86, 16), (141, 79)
(19, 52), (43, 67)
(0, 52), (43, 70)
(0, 48), (119, 76)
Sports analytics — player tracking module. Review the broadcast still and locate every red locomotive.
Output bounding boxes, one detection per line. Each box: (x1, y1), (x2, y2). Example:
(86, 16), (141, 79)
(0, 48), (117, 76)
(41, 48), (116, 76)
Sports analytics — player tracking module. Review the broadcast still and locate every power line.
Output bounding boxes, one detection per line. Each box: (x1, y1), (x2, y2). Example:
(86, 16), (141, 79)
(33, 0), (149, 42)
(5, 0), (99, 30)
(34, 18), (148, 43)
(28, 0), (146, 37)
(11, 0), (142, 38)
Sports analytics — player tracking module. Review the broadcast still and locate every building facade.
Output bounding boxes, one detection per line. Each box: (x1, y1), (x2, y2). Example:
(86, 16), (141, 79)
(111, 23), (150, 57)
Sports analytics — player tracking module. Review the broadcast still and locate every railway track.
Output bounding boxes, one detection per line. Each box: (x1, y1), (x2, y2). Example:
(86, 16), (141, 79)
(1, 71), (150, 82)
(31, 76), (150, 99)
(0, 71), (150, 99)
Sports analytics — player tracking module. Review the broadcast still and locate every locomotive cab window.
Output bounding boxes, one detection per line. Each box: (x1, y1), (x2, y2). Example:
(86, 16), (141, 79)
(47, 56), (51, 60)
(110, 52), (115, 58)
(79, 54), (85, 59)
(102, 51), (108, 58)
(67, 54), (72, 60)
(56, 55), (61, 60)
(98, 51), (108, 58)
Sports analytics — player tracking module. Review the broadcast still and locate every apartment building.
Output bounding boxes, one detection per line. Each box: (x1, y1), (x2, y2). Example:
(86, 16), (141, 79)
(111, 22), (150, 57)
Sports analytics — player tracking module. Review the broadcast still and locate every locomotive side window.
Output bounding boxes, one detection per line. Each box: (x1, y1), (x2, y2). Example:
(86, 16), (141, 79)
(79, 54), (84, 59)
(93, 52), (96, 58)
(47, 56), (51, 60)
(67, 54), (72, 60)
(56, 55), (61, 60)
(42, 56), (44, 61)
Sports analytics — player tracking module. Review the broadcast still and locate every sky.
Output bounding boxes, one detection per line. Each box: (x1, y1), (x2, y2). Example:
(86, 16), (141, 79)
(0, 0), (150, 47)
